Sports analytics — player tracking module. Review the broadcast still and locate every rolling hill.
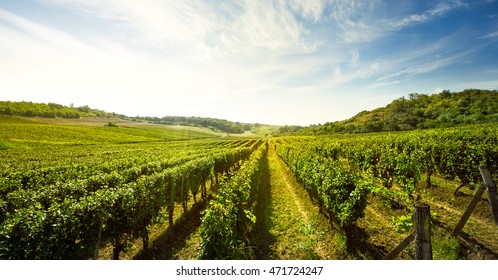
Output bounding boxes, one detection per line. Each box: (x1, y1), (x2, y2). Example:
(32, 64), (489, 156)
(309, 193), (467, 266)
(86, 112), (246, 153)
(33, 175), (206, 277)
(276, 89), (498, 135)
(0, 101), (280, 136)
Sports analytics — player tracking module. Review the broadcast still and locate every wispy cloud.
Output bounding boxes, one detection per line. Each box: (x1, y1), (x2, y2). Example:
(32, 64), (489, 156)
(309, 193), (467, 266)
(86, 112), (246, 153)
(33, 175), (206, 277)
(319, 27), (482, 92)
(481, 30), (498, 39)
(386, 0), (468, 30)
(0, 4), (325, 122)
(287, 0), (328, 22)
(329, 0), (467, 43)
(0, 7), (171, 105)
(328, 0), (379, 43)
(44, 0), (319, 61)
(324, 61), (382, 87)
(376, 58), (454, 83)
(0, 7), (100, 57)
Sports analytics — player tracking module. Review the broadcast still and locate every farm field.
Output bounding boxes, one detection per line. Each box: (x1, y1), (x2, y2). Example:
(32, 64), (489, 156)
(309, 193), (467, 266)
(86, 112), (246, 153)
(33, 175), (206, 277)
(0, 116), (497, 260)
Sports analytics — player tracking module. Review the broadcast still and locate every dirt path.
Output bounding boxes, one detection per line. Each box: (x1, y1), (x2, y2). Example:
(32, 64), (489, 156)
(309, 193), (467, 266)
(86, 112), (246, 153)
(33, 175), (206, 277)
(274, 155), (309, 221)
(252, 145), (336, 259)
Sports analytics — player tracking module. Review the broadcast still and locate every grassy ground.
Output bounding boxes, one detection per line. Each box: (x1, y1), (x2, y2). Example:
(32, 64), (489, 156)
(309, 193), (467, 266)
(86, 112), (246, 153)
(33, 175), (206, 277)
(422, 176), (498, 259)
(252, 145), (339, 259)
(0, 117), (221, 146)
(356, 175), (498, 260)
(3, 115), (279, 137)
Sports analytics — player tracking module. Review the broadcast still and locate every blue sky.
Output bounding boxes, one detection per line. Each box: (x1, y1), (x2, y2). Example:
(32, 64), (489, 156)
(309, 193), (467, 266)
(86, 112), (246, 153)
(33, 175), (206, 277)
(1, 0), (497, 125)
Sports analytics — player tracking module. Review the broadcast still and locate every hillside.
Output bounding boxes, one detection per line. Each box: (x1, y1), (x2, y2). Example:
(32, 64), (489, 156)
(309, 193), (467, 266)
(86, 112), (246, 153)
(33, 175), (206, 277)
(0, 115), (221, 148)
(0, 101), (279, 135)
(0, 101), (123, 119)
(136, 116), (276, 135)
(276, 89), (498, 135)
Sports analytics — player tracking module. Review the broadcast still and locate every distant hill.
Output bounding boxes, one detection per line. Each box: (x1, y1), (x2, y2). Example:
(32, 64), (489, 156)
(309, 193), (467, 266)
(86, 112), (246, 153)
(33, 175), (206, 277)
(0, 101), (278, 135)
(136, 116), (265, 135)
(276, 89), (498, 135)
(0, 101), (123, 119)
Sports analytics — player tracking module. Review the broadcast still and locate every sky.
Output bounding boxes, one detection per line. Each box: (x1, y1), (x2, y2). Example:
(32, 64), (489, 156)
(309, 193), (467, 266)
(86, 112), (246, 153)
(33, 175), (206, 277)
(1, 0), (498, 126)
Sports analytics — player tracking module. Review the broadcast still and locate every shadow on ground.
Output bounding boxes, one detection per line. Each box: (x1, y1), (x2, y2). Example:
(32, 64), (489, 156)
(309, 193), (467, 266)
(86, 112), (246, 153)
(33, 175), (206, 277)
(134, 199), (207, 260)
(251, 154), (277, 259)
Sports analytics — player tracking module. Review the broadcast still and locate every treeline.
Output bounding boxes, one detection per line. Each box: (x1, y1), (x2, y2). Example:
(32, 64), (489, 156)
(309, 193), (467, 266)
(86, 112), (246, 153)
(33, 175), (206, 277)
(0, 101), (259, 134)
(0, 101), (124, 119)
(0, 101), (81, 119)
(140, 116), (254, 134)
(276, 89), (498, 135)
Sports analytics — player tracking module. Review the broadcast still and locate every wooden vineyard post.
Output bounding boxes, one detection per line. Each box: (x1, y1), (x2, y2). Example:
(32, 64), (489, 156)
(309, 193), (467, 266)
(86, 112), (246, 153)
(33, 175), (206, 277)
(452, 185), (486, 236)
(414, 203), (432, 260)
(383, 204), (433, 260)
(478, 166), (498, 226)
(452, 165), (498, 236)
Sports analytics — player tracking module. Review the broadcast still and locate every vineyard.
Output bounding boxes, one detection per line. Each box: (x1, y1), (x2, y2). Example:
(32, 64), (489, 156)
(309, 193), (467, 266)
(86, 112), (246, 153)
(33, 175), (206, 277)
(0, 115), (497, 259)
(273, 124), (498, 259)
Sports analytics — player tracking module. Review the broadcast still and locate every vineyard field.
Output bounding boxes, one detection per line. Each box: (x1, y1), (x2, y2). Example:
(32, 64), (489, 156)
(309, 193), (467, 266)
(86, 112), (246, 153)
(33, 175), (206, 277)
(0, 117), (497, 260)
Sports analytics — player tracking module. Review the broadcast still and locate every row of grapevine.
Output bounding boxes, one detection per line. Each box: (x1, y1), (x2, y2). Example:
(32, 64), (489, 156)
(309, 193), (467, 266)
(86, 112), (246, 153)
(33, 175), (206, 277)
(199, 141), (268, 259)
(0, 140), (254, 203)
(304, 124), (498, 202)
(274, 124), (498, 251)
(0, 138), (250, 188)
(0, 141), (262, 259)
(0, 138), (252, 173)
(0, 144), (258, 227)
(274, 141), (371, 251)
(0, 143), (243, 196)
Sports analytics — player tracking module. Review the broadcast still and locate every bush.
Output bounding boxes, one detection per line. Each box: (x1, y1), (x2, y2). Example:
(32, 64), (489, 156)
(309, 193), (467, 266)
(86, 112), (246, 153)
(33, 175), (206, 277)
(105, 122), (118, 127)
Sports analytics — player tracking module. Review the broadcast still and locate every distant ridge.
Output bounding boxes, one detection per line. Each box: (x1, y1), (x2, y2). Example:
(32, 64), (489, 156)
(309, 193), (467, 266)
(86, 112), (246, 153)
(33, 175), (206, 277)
(0, 101), (121, 119)
(0, 101), (276, 134)
(276, 89), (498, 135)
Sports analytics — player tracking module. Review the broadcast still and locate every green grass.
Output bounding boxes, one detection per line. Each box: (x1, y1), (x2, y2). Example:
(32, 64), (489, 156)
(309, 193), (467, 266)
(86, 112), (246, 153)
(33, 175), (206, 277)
(266, 152), (311, 259)
(0, 115), (40, 124)
(0, 139), (13, 150)
(260, 147), (339, 259)
(432, 227), (461, 260)
(0, 121), (220, 146)
(94, 125), (220, 140)
(250, 124), (280, 136)
(0, 123), (149, 144)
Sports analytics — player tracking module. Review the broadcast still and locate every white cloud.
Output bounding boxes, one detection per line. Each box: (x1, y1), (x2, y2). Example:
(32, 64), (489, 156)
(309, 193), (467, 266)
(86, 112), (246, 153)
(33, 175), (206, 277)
(328, 0), (380, 43)
(350, 49), (360, 66)
(0, 8), (100, 58)
(44, 0), (319, 61)
(481, 30), (498, 39)
(287, 0), (328, 22)
(0, 8), (184, 106)
(376, 58), (453, 84)
(328, 0), (467, 43)
(386, 0), (468, 30)
(0, 5), (331, 124)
